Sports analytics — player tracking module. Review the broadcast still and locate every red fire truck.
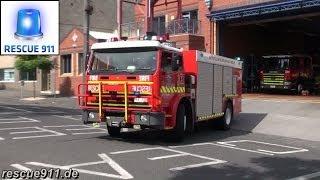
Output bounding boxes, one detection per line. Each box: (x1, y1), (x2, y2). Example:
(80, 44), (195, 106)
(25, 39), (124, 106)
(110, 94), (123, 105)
(259, 55), (314, 94)
(78, 37), (242, 141)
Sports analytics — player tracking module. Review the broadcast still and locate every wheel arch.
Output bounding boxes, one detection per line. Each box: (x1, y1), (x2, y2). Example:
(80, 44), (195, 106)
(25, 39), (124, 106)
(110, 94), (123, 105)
(169, 95), (194, 132)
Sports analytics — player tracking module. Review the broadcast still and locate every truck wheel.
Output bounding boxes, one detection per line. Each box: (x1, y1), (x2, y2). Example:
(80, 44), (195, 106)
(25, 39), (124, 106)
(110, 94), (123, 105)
(167, 103), (186, 142)
(82, 110), (89, 124)
(107, 125), (121, 137)
(218, 103), (233, 130)
(297, 84), (303, 95)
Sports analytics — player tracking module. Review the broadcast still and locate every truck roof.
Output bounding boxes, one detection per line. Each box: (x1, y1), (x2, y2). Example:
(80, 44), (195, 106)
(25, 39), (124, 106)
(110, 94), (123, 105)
(91, 40), (182, 52)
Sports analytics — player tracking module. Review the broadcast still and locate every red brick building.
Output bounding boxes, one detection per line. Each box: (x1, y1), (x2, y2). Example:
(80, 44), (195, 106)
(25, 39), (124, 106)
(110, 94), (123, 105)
(128, 0), (320, 92)
(55, 28), (117, 96)
(128, 0), (320, 58)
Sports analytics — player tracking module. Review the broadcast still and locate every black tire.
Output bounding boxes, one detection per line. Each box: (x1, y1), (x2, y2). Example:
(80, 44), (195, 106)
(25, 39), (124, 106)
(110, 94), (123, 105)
(167, 103), (186, 142)
(82, 110), (89, 124)
(107, 125), (121, 137)
(217, 103), (233, 130)
(297, 83), (303, 95)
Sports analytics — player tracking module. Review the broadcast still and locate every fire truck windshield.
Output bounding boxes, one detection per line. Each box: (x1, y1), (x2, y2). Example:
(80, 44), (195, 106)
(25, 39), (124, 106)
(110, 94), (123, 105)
(89, 48), (157, 75)
(262, 58), (290, 72)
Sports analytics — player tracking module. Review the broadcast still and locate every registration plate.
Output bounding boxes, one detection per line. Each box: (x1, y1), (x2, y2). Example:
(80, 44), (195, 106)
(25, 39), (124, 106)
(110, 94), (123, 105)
(270, 85), (276, 88)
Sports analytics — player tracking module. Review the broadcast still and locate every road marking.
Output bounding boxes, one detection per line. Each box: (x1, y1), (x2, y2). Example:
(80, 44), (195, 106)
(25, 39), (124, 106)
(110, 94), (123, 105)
(10, 130), (44, 134)
(170, 140), (308, 156)
(43, 124), (108, 135)
(110, 147), (162, 154)
(287, 171), (320, 180)
(26, 153), (133, 179)
(148, 153), (188, 160)
(0, 127), (66, 140)
(44, 125), (85, 128)
(0, 106), (32, 112)
(53, 115), (80, 121)
(43, 124), (106, 128)
(169, 142), (274, 156)
(217, 140), (309, 155)
(111, 146), (226, 171)
(0, 137), (4, 140)
(0, 116), (39, 124)
(66, 127), (98, 131)
(72, 132), (107, 135)
(169, 161), (223, 171)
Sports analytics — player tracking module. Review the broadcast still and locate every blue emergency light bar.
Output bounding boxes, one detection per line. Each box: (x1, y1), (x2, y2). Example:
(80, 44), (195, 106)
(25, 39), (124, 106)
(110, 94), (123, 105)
(15, 9), (43, 40)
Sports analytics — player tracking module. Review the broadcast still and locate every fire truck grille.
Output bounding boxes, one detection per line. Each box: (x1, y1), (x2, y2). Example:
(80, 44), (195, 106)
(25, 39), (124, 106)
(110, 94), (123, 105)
(263, 74), (284, 85)
(87, 93), (152, 109)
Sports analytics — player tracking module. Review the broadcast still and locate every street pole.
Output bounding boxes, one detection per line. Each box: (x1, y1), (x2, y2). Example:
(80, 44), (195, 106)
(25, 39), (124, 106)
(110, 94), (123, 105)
(82, 0), (91, 103)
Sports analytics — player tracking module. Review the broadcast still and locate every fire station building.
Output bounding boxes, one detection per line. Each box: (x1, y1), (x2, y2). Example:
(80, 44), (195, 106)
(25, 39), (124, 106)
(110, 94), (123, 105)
(128, 0), (320, 92)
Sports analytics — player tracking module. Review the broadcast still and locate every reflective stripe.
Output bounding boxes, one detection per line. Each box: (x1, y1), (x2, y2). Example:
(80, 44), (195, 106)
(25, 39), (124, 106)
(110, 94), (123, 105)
(197, 112), (225, 121)
(225, 94), (237, 98)
(160, 86), (185, 94)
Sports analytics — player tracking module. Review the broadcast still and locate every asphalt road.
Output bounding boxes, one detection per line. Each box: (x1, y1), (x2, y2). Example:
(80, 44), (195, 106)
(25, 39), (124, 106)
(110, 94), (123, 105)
(0, 102), (319, 180)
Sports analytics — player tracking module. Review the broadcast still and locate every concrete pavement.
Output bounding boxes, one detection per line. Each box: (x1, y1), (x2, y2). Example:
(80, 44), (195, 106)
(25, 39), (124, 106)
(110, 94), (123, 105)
(0, 91), (320, 179)
(234, 95), (320, 142)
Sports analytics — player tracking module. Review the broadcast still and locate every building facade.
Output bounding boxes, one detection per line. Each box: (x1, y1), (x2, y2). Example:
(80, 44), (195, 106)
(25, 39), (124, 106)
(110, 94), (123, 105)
(129, 0), (320, 57)
(0, 0), (134, 96)
(55, 28), (118, 96)
(0, 56), (47, 93)
(129, 0), (320, 92)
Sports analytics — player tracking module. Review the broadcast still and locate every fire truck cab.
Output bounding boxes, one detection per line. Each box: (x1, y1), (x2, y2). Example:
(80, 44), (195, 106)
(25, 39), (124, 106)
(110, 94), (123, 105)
(78, 37), (242, 141)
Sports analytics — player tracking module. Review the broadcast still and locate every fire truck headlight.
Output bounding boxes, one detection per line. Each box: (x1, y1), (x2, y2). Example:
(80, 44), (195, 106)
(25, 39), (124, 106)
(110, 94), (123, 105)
(89, 75), (98, 81)
(284, 81), (291, 85)
(140, 115), (148, 122)
(89, 112), (95, 119)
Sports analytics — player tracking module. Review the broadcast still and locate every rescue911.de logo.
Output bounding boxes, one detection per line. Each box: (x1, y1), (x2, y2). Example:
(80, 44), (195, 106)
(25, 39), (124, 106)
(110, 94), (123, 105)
(0, 1), (59, 55)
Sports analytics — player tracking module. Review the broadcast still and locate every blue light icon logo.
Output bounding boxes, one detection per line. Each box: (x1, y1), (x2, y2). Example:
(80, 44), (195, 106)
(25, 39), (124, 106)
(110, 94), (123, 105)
(15, 9), (43, 40)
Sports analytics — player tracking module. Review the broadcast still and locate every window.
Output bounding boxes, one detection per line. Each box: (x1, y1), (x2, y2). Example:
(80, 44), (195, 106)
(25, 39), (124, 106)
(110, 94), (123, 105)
(161, 51), (173, 72)
(78, 53), (84, 74)
(20, 69), (36, 81)
(182, 10), (198, 20)
(0, 68), (15, 82)
(61, 54), (72, 74)
(153, 16), (165, 35)
(91, 48), (157, 75)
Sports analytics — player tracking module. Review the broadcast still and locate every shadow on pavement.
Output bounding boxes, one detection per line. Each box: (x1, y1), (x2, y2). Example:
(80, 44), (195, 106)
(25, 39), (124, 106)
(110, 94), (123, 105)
(233, 113), (268, 132)
(97, 113), (268, 146)
(97, 122), (251, 147)
(0, 104), (81, 117)
(169, 156), (320, 180)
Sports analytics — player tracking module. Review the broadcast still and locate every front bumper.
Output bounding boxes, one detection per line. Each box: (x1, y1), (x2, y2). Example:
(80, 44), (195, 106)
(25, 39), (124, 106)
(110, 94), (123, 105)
(260, 83), (294, 90)
(104, 112), (166, 130)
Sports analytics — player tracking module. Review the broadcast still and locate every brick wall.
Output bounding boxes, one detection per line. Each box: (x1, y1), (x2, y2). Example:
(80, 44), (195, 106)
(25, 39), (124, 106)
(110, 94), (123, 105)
(133, 0), (280, 54)
(56, 28), (96, 96)
(212, 0), (279, 11)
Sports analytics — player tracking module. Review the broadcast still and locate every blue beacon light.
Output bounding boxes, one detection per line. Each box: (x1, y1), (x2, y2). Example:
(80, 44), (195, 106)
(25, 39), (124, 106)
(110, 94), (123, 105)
(15, 9), (43, 40)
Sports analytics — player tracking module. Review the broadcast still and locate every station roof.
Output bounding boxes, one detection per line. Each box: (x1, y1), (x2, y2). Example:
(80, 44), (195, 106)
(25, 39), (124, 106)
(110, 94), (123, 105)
(209, 0), (320, 21)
